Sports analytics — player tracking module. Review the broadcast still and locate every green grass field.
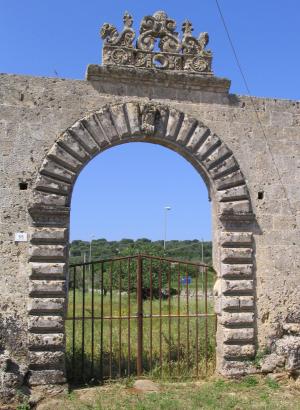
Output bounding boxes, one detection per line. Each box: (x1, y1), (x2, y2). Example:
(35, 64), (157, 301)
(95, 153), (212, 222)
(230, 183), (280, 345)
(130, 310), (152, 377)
(66, 286), (216, 384)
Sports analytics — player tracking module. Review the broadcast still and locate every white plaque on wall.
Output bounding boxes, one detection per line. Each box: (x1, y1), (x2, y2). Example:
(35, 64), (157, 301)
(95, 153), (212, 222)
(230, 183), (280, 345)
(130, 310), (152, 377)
(14, 232), (28, 242)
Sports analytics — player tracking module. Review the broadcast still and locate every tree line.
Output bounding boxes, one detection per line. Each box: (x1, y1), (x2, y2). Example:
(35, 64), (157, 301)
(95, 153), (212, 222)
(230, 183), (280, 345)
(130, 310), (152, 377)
(69, 238), (212, 265)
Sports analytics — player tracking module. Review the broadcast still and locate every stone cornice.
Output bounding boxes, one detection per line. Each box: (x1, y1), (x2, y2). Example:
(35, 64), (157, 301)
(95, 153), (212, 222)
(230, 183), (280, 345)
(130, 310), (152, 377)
(86, 64), (231, 95)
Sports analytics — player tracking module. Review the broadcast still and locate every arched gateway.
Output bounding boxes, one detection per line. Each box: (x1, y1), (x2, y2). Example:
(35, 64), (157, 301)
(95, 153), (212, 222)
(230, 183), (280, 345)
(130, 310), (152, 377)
(28, 101), (256, 385)
(1, 9), (300, 402)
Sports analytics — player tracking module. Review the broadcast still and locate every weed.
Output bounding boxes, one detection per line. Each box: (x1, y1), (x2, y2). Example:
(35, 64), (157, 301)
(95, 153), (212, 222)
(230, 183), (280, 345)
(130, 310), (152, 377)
(67, 390), (76, 401)
(241, 375), (259, 387)
(251, 347), (271, 368)
(266, 377), (280, 389)
(16, 402), (30, 410)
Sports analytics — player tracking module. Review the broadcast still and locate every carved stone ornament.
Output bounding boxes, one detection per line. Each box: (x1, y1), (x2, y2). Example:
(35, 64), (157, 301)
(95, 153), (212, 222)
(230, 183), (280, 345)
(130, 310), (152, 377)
(100, 11), (213, 75)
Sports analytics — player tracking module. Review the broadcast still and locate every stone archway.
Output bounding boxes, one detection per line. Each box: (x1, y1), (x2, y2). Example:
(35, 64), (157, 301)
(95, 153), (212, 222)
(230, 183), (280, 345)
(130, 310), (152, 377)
(27, 101), (255, 386)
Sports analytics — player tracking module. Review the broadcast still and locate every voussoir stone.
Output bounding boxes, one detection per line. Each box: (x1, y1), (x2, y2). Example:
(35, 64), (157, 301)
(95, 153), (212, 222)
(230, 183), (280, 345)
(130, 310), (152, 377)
(69, 121), (100, 154)
(223, 280), (254, 295)
(28, 370), (66, 386)
(221, 248), (253, 264)
(29, 280), (66, 296)
(28, 333), (65, 349)
(60, 131), (90, 162)
(221, 264), (253, 279)
(110, 104), (130, 138)
(29, 245), (67, 262)
(220, 232), (252, 247)
(30, 263), (66, 278)
(222, 296), (254, 311)
(164, 109), (182, 141)
(30, 228), (68, 244)
(224, 344), (255, 359)
(28, 316), (64, 332)
(223, 328), (254, 343)
(29, 351), (65, 367)
(28, 298), (65, 314)
(220, 312), (254, 326)
(125, 102), (141, 135)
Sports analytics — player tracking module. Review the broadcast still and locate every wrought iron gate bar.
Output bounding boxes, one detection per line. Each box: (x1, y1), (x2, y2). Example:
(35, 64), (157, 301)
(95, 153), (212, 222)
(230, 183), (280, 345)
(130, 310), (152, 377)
(67, 254), (215, 384)
(69, 253), (210, 268)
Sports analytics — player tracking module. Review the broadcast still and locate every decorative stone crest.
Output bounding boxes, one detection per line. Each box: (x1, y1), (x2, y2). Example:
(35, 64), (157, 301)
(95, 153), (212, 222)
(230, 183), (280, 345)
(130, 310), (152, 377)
(100, 11), (213, 74)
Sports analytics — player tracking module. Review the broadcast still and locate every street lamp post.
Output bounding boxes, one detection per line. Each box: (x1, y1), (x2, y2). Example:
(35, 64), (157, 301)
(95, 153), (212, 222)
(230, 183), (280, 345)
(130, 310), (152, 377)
(163, 206), (171, 251)
(89, 234), (95, 272)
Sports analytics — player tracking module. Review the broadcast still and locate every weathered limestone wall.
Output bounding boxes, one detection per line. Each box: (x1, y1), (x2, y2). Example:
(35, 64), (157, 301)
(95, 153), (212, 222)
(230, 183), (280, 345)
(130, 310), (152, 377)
(0, 68), (299, 400)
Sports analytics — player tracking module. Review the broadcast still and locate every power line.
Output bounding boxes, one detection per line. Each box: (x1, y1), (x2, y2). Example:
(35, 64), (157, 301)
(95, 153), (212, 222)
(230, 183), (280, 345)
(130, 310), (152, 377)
(214, 0), (293, 214)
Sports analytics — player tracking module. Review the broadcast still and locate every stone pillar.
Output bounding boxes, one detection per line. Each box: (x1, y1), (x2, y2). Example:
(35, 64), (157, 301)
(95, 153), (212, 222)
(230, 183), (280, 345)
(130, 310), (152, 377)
(27, 206), (69, 389)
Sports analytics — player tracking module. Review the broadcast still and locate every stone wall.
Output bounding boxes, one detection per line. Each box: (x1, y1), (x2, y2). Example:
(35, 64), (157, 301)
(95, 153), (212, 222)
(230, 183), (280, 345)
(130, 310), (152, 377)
(0, 66), (299, 402)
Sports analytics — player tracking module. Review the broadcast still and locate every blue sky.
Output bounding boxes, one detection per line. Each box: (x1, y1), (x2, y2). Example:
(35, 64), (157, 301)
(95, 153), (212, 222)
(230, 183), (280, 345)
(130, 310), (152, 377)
(1, 1), (299, 241)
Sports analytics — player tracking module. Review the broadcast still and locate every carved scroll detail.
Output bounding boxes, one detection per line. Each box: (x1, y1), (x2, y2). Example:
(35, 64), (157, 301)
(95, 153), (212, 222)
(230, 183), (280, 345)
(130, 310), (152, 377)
(100, 11), (213, 74)
(101, 11), (135, 48)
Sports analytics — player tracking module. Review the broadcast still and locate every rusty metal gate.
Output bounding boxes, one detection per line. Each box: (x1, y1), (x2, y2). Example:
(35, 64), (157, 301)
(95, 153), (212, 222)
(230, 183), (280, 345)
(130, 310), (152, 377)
(66, 254), (216, 384)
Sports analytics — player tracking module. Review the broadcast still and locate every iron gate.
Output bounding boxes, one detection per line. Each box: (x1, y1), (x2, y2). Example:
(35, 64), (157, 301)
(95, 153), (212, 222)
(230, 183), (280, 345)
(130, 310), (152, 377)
(66, 254), (216, 384)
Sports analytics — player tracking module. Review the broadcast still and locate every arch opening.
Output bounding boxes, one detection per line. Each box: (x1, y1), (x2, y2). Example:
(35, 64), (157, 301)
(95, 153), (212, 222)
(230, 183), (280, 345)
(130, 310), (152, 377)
(66, 141), (214, 382)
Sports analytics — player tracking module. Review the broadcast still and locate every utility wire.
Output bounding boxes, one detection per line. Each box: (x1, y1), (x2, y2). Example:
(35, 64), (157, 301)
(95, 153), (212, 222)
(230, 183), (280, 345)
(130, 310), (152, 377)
(214, 0), (293, 214)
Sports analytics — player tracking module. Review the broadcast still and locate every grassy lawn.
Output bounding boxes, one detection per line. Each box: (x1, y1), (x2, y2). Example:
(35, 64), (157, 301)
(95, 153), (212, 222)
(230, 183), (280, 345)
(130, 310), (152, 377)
(35, 376), (300, 410)
(65, 285), (216, 383)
